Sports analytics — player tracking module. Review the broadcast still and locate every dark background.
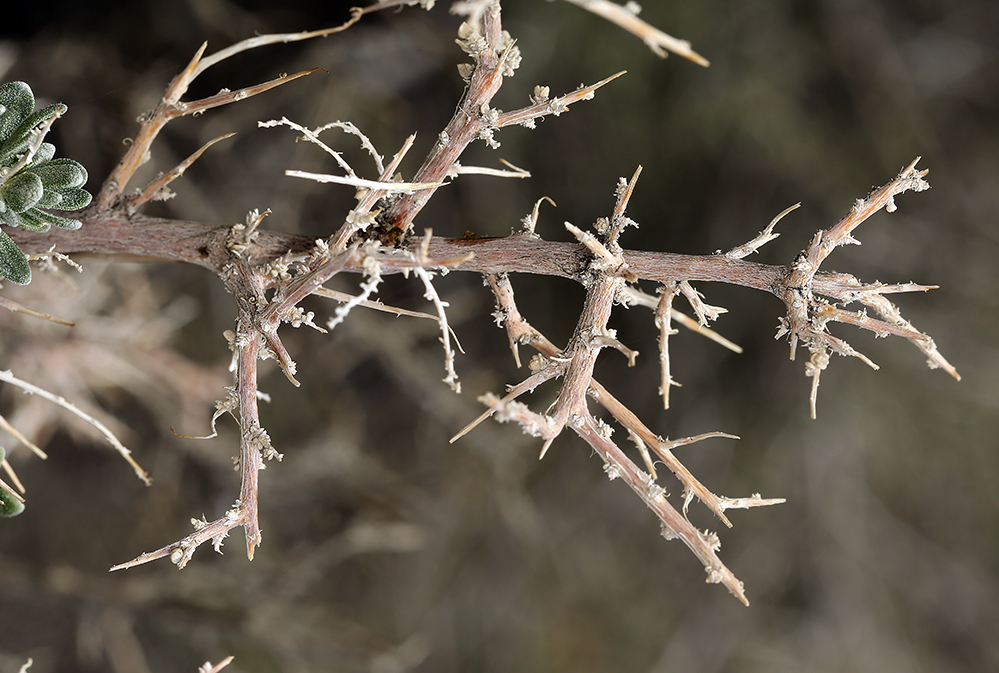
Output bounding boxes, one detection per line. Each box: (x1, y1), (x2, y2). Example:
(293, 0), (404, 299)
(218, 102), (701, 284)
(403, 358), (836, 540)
(0, 1), (997, 671)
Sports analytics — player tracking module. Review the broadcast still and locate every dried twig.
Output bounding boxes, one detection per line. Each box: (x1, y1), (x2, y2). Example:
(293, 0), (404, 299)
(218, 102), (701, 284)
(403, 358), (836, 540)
(561, 0), (710, 65)
(0, 369), (148, 484)
(776, 157), (957, 417)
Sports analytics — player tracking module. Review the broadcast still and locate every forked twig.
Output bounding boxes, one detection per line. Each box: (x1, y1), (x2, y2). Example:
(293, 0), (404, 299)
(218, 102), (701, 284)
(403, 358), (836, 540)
(777, 158), (957, 417)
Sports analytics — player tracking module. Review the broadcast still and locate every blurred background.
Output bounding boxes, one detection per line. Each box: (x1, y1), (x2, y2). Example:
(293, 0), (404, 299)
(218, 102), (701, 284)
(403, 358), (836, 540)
(0, 0), (997, 671)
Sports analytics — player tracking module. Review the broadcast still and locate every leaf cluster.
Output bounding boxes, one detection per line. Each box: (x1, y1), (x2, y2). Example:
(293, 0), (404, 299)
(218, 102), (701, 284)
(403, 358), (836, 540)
(0, 81), (90, 284)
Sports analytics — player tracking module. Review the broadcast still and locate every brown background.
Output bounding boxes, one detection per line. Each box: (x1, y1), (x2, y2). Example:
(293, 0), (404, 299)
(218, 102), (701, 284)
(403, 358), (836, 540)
(0, 1), (997, 671)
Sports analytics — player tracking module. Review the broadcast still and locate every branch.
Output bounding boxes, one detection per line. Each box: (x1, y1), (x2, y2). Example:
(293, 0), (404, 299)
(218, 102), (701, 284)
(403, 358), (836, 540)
(560, 0), (710, 65)
(1, 1), (952, 606)
(0, 369), (149, 484)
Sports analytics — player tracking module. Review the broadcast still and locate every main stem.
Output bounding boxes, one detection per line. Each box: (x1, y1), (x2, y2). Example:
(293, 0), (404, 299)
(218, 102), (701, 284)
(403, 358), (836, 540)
(10, 212), (790, 296)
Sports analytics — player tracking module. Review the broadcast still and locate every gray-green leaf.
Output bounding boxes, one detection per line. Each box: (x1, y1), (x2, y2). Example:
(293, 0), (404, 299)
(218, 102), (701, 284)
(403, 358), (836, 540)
(1, 171), (43, 212)
(21, 208), (79, 230)
(0, 81), (35, 142)
(37, 186), (92, 210)
(0, 227), (31, 284)
(0, 487), (25, 517)
(32, 158), (88, 190)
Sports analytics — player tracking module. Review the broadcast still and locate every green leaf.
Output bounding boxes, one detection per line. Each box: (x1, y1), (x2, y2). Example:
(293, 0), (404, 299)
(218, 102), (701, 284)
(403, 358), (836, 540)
(0, 102), (66, 163)
(0, 81), (88, 285)
(37, 186), (92, 210)
(0, 487), (25, 517)
(32, 142), (56, 165)
(1, 171), (44, 212)
(0, 81), (34, 142)
(16, 209), (53, 231)
(32, 158), (88, 190)
(9, 102), (65, 140)
(0, 228), (30, 284)
(22, 208), (79, 230)
(0, 205), (19, 226)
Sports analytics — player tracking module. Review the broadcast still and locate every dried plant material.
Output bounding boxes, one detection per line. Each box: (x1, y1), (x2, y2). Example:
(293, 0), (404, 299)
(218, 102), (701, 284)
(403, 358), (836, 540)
(97, 43), (324, 210)
(520, 196), (557, 235)
(656, 284), (678, 408)
(561, 0), (710, 65)
(0, 412), (47, 459)
(679, 280), (727, 325)
(284, 170), (446, 193)
(0, 369), (149, 484)
(775, 158), (957, 417)
(618, 285), (743, 353)
(326, 255), (383, 331)
(726, 203), (798, 260)
(197, 657), (234, 673)
(449, 158), (531, 179)
(126, 133), (236, 213)
(463, 180), (788, 603)
(414, 239), (462, 392)
(0, 0), (953, 609)
(0, 293), (73, 325)
(1, 453), (26, 494)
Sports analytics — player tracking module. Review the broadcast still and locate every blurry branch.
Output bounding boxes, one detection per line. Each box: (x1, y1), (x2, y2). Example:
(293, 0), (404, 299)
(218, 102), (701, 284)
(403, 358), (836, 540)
(1, 0), (957, 603)
(0, 293), (74, 326)
(0, 369), (149, 484)
(561, 0), (710, 65)
(197, 657), (234, 673)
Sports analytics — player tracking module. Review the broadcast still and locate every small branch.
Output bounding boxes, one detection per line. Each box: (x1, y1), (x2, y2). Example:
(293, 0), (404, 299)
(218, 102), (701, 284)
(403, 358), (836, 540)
(0, 476), (25, 504)
(125, 133), (237, 213)
(656, 284), (678, 409)
(0, 369), (149, 484)
(450, 364), (562, 443)
(726, 203), (797, 260)
(0, 295), (74, 326)
(330, 134), (419, 249)
(449, 158), (531, 179)
(678, 280), (727, 325)
(574, 413), (748, 604)
(198, 657), (234, 673)
(2, 458), (27, 494)
(561, 0), (710, 65)
(198, 655), (235, 673)
(0, 412), (48, 459)
(493, 71), (626, 129)
(98, 60), (324, 209)
(618, 286), (743, 353)
(284, 170), (445, 192)
(414, 235), (462, 392)
(774, 158), (954, 415)
(313, 285), (444, 322)
(325, 254), (383, 332)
